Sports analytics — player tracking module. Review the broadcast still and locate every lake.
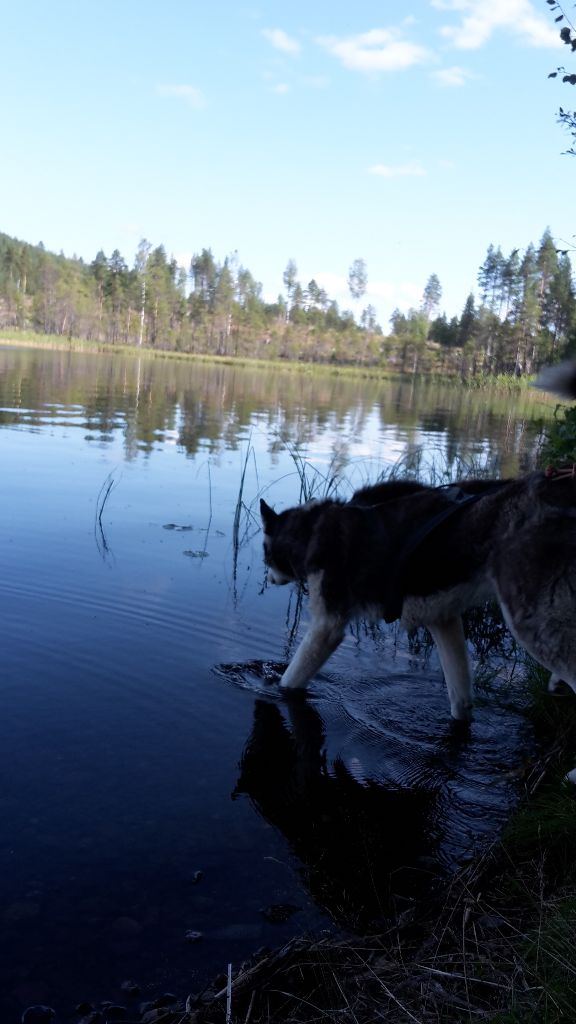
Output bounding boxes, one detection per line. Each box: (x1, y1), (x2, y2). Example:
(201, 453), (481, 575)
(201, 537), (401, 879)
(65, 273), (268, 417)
(0, 345), (554, 1021)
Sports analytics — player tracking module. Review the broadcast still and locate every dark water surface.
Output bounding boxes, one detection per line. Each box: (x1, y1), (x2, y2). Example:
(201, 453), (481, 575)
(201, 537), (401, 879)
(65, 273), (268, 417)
(0, 347), (553, 1020)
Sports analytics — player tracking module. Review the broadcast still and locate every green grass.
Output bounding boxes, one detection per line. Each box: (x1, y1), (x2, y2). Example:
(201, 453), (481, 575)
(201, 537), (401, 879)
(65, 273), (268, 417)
(461, 371), (532, 391)
(539, 402), (576, 466)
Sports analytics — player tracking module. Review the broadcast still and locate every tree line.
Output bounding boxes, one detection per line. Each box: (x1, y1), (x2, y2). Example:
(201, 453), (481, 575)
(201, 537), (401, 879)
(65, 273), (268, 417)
(0, 228), (574, 378)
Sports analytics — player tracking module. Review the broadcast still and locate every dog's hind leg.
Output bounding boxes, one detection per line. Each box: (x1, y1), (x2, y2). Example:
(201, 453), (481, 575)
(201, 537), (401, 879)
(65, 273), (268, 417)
(428, 617), (474, 721)
(492, 522), (576, 784)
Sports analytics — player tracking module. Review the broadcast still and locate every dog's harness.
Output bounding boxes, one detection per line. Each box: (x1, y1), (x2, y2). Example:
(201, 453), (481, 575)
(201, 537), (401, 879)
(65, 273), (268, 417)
(545, 463), (576, 480)
(380, 480), (509, 622)
(383, 469), (576, 621)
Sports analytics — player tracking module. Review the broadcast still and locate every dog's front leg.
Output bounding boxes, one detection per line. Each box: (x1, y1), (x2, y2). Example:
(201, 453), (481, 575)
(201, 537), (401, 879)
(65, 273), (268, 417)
(428, 616), (473, 721)
(280, 572), (345, 689)
(280, 619), (345, 689)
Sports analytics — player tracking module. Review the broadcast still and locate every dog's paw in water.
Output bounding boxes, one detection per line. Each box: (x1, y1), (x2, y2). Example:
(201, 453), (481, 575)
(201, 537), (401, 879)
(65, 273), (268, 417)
(213, 660), (287, 694)
(548, 673), (576, 697)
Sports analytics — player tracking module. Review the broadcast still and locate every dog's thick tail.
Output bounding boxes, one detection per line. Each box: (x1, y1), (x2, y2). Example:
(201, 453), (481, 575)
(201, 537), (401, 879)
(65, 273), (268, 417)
(534, 360), (576, 400)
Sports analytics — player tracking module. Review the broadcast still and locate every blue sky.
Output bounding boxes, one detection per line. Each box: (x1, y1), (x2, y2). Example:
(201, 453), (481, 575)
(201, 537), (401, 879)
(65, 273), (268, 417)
(2, 0), (574, 327)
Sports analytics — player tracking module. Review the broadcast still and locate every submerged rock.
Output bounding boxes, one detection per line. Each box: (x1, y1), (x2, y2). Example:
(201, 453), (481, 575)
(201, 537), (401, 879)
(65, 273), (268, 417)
(259, 903), (301, 923)
(119, 980), (140, 997)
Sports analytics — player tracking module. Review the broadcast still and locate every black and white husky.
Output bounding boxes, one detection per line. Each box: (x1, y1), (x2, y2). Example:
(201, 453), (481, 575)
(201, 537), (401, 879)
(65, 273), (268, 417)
(260, 362), (576, 784)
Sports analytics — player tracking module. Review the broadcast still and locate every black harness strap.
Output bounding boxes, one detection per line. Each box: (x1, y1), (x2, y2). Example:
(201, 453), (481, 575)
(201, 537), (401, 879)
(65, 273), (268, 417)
(381, 480), (509, 622)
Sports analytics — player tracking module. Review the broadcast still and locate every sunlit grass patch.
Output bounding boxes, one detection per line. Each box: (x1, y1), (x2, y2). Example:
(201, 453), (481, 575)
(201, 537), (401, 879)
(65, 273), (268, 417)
(539, 402), (576, 466)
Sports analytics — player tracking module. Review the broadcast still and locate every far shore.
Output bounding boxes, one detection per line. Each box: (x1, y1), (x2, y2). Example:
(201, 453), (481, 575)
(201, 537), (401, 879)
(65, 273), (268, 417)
(0, 328), (552, 393)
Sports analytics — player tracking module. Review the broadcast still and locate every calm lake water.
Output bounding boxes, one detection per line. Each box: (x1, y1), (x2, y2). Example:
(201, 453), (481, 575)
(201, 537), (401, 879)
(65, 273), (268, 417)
(0, 346), (554, 1021)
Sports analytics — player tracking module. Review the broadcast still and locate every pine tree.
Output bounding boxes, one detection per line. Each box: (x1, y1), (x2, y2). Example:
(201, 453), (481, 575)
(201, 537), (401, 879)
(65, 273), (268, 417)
(421, 273), (442, 318)
(458, 293), (476, 347)
(347, 258), (367, 302)
(478, 244), (504, 311)
(283, 259), (298, 320)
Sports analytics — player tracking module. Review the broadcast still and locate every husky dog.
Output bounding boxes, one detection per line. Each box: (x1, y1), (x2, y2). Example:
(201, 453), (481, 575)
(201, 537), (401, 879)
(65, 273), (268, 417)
(260, 363), (576, 784)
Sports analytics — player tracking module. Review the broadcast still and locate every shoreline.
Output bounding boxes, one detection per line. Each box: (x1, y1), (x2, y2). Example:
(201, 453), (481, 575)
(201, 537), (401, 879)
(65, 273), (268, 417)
(0, 329), (546, 393)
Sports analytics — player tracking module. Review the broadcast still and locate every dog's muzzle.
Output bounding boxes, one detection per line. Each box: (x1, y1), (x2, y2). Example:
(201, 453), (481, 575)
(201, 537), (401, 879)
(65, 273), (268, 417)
(267, 567), (292, 586)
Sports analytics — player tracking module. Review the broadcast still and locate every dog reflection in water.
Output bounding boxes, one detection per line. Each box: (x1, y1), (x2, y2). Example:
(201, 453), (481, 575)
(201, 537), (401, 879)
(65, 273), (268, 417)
(233, 696), (444, 928)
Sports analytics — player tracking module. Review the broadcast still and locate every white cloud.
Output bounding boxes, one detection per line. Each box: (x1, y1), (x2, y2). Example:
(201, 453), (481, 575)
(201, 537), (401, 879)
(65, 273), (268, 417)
(433, 0), (559, 49)
(432, 64), (474, 86)
(157, 84), (206, 108)
(314, 271), (422, 320)
(173, 250), (193, 271)
(313, 271), (347, 295)
(368, 162), (427, 178)
(318, 28), (431, 72)
(272, 82), (290, 94)
(368, 279), (423, 308)
(262, 28), (301, 55)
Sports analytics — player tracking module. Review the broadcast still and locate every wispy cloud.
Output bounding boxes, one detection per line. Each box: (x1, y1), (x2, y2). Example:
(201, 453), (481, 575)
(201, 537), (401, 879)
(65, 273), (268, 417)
(262, 28), (301, 55)
(157, 84), (206, 108)
(433, 0), (559, 49)
(265, 74), (327, 95)
(432, 64), (474, 86)
(369, 162), (427, 178)
(368, 279), (423, 309)
(314, 271), (422, 319)
(318, 28), (431, 73)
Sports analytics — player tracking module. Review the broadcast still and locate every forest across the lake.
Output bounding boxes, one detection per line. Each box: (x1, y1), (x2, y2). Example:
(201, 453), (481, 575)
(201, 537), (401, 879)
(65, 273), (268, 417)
(1, 227), (574, 380)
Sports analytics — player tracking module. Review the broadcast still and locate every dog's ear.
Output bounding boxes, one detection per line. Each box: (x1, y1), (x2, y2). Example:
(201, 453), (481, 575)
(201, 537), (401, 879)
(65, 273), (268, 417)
(260, 499), (278, 530)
